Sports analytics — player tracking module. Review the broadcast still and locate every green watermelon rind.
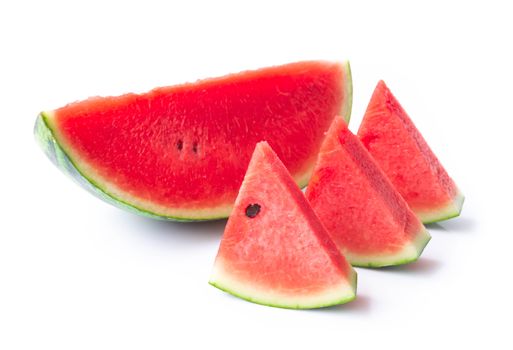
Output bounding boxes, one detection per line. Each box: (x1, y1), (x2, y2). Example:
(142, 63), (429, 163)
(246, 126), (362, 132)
(34, 113), (212, 222)
(209, 263), (357, 309)
(418, 190), (465, 224)
(347, 227), (432, 268)
(34, 62), (353, 221)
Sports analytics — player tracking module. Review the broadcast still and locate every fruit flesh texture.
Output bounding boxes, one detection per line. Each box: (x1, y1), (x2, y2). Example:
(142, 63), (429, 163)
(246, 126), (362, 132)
(306, 117), (430, 266)
(210, 142), (356, 309)
(357, 81), (462, 222)
(41, 61), (351, 220)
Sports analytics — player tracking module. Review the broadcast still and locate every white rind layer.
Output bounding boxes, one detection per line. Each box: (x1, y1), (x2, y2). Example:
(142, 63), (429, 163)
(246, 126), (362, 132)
(417, 190), (465, 224)
(209, 258), (357, 309)
(340, 61), (353, 123)
(345, 227), (432, 268)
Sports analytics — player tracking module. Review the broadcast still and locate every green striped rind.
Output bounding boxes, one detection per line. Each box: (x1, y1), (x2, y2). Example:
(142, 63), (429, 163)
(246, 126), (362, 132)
(418, 190), (465, 224)
(34, 113), (207, 222)
(209, 260), (357, 309)
(347, 227), (431, 268)
(341, 61), (353, 124)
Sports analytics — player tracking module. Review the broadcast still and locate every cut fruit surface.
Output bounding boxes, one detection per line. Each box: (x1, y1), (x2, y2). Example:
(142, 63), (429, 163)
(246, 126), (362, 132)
(209, 142), (357, 309)
(357, 81), (463, 223)
(35, 61), (352, 221)
(306, 117), (430, 267)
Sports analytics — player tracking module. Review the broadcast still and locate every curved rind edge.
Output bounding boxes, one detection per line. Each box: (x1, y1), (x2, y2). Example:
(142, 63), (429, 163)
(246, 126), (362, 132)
(34, 112), (316, 221)
(418, 190), (465, 224)
(34, 62), (352, 222)
(347, 227), (432, 268)
(34, 113), (215, 222)
(209, 261), (357, 309)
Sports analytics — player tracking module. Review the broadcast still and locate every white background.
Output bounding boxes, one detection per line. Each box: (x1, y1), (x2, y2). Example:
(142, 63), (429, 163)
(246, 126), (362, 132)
(1, 1), (511, 349)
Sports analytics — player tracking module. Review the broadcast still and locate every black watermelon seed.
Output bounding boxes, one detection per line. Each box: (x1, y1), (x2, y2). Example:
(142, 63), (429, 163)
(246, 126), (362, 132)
(192, 141), (198, 153)
(245, 203), (261, 218)
(177, 139), (183, 151)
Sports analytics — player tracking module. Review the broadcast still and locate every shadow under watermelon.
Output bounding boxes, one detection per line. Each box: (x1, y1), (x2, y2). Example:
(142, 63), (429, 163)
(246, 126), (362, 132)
(425, 216), (476, 233)
(306, 294), (372, 314)
(111, 210), (227, 247)
(368, 257), (441, 275)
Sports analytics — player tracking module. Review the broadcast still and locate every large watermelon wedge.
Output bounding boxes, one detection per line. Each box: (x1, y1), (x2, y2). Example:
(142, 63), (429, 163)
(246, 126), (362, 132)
(357, 81), (463, 223)
(34, 61), (352, 221)
(306, 117), (431, 267)
(209, 142), (357, 309)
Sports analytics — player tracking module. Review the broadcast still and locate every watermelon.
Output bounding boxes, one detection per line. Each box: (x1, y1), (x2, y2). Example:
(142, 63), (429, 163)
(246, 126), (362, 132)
(357, 81), (463, 223)
(34, 61), (352, 221)
(209, 142), (357, 309)
(305, 117), (431, 267)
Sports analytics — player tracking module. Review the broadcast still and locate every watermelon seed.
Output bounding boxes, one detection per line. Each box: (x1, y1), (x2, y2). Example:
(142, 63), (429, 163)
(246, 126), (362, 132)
(177, 139), (183, 151)
(192, 141), (198, 153)
(245, 203), (261, 218)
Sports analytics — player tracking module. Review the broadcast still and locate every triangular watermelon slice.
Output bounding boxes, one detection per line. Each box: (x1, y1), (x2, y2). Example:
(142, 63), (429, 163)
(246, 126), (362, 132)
(34, 61), (352, 221)
(306, 117), (431, 267)
(357, 81), (464, 223)
(209, 142), (357, 309)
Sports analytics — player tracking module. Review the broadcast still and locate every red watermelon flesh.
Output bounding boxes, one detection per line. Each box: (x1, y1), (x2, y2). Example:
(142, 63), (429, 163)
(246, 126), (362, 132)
(306, 117), (430, 267)
(357, 81), (463, 223)
(36, 61), (352, 220)
(209, 142), (356, 309)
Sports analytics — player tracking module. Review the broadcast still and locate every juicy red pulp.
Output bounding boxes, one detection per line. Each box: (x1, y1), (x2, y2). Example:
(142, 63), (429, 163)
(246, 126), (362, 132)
(53, 62), (346, 212)
(215, 142), (352, 292)
(357, 81), (458, 212)
(306, 118), (423, 256)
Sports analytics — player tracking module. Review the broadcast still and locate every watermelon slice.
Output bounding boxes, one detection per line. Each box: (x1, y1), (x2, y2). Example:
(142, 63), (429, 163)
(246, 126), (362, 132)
(305, 117), (431, 267)
(357, 81), (463, 223)
(209, 142), (357, 309)
(34, 61), (352, 221)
